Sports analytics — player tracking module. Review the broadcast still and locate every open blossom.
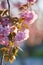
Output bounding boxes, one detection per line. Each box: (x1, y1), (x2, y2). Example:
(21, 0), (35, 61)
(14, 29), (29, 46)
(0, 25), (4, 39)
(0, 25), (10, 45)
(2, 36), (9, 46)
(3, 25), (11, 36)
(0, 25), (9, 45)
(20, 10), (38, 25)
(1, 17), (9, 26)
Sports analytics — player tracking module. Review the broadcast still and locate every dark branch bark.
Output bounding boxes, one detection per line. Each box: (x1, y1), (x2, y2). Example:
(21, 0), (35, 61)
(7, 0), (10, 16)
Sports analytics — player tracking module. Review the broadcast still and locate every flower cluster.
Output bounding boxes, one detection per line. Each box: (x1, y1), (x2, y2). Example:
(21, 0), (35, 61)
(0, 16), (29, 46)
(0, 0), (38, 64)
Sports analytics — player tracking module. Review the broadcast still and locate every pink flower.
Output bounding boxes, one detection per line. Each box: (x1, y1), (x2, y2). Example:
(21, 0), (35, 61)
(0, 25), (4, 39)
(2, 37), (9, 46)
(1, 17), (9, 26)
(0, 25), (10, 46)
(20, 11), (38, 25)
(14, 29), (29, 46)
(3, 25), (11, 36)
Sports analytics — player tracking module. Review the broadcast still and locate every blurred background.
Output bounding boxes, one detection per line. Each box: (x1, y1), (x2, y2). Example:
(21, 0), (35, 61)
(0, 0), (43, 65)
